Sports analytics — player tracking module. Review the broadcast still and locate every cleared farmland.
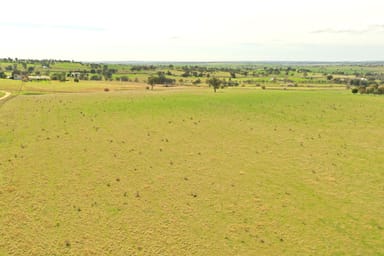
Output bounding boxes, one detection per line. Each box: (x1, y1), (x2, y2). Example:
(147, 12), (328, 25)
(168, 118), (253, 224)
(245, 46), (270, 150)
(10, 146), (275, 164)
(0, 88), (383, 255)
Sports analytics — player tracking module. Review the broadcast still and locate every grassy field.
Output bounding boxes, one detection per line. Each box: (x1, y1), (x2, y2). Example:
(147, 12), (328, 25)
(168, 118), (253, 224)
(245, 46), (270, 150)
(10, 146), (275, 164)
(0, 87), (383, 255)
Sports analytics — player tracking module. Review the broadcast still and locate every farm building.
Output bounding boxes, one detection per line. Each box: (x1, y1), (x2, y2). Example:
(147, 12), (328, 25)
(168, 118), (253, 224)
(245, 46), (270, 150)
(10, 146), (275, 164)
(13, 74), (24, 80)
(28, 75), (51, 81)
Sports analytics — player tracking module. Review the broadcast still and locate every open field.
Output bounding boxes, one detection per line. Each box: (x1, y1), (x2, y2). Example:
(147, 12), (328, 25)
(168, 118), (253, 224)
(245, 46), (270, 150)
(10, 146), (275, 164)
(0, 85), (383, 255)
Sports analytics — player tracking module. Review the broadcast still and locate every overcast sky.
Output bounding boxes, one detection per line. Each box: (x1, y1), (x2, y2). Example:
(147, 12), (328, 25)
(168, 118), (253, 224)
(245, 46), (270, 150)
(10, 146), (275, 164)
(1, 0), (384, 61)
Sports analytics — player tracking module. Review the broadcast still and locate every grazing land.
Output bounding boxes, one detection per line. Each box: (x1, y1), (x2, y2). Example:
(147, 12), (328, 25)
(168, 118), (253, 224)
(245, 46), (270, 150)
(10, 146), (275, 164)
(0, 80), (383, 255)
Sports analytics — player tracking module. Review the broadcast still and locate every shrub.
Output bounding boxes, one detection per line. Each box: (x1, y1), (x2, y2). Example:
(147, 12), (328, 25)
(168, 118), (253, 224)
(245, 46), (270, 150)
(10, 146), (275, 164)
(351, 88), (358, 94)
(261, 85), (266, 90)
(366, 86), (376, 94)
(377, 85), (384, 94)
(120, 76), (129, 82)
(90, 75), (102, 81)
(358, 87), (366, 94)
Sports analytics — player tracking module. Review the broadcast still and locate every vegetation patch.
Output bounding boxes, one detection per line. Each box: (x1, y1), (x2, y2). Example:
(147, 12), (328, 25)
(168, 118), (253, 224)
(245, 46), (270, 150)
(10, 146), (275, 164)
(19, 91), (45, 95)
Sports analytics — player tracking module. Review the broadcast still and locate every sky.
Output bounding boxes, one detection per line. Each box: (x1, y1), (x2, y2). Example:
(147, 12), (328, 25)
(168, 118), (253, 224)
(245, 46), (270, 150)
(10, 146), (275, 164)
(1, 0), (384, 62)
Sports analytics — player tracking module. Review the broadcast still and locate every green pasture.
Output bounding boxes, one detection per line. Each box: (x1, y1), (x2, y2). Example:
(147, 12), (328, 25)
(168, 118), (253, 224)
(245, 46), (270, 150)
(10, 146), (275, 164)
(0, 88), (383, 255)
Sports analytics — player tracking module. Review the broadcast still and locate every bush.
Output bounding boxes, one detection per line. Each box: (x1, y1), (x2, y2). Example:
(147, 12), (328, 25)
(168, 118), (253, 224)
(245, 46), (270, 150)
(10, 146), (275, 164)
(358, 87), (366, 94)
(351, 88), (358, 94)
(377, 85), (384, 94)
(120, 76), (129, 82)
(366, 86), (376, 94)
(261, 85), (266, 90)
(90, 75), (102, 81)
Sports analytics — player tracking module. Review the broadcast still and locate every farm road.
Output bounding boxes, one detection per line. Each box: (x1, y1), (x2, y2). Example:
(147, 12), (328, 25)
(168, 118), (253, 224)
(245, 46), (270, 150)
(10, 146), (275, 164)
(0, 91), (11, 101)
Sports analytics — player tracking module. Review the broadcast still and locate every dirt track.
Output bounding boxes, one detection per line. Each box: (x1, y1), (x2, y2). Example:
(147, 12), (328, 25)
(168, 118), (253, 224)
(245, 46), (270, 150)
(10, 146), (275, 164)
(0, 91), (11, 101)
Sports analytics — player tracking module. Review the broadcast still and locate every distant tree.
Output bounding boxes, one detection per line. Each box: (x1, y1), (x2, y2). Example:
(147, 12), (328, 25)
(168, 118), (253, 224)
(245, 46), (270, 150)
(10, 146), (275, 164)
(147, 76), (156, 90)
(207, 77), (222, 93)
(327, 74), (333, 80)
(120, 76), (129, 82)
(147, 73), (176, 90)
(21, 62), (27, 70)
(377, 85), (384, 94)
(230, 72), (236, 78)
(192, 79), (201, 85)
(0, 71), (6, 79)
(27, 66), (35, 74)
(51, 72), (67, 81)
(90, 75), (102, 81)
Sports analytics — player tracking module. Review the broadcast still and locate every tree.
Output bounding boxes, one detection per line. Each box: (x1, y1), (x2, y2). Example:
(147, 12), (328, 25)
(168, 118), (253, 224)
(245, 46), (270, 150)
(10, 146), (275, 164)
(147, 76), (156, 90)
(147, 74), (175, 90)
(21, 62), (27, 70)
(207, 77), (222, 93)
(120, 75), (129, 82)
(193, 79), (201, 85)
(90, 75), (102, 81)
(28, 66), (35, 74)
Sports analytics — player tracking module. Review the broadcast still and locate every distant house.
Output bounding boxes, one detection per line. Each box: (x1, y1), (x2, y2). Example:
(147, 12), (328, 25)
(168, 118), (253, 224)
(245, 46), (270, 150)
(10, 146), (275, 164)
(13, 74), (24, 80)
(70, 72), (81, 78)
